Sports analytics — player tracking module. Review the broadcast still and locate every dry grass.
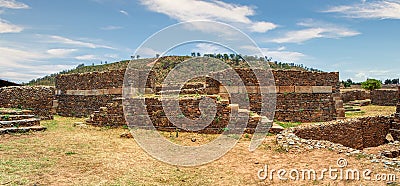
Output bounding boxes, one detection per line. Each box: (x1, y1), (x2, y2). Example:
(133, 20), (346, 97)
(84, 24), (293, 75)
(346, 105), (396, 119)
(0, 116), (399, 185)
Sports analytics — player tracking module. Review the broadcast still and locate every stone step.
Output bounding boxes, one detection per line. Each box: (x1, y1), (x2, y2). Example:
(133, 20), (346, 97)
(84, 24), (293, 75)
(269, 124), (285, 134)
(345, 100), (371, 107)
(0, 118), (40, 128)
(157, 89), (181, 95)
(345, 107), (361, 112)
(0, 126), (46, 135)
(0, 115), (36, 121)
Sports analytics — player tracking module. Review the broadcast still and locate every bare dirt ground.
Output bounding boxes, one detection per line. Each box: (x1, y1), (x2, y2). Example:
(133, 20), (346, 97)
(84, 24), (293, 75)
(1, 115), (399, 186)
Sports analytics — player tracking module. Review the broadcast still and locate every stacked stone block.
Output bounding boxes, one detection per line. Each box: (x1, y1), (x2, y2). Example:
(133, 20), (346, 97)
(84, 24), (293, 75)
(55, 69), (155, 117)
(341, 90), (370, 103)
(59, 67), (343, 128)
(0, 86), (55, 120)
(209, 69), (342, 122)
(294, 116), (394, 150)
(371, 89), (398, 106)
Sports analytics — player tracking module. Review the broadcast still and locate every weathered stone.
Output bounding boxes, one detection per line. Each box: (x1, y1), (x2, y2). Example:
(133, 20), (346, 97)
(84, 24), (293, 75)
(279, 86), (295, 93)
(312, 86), (332, 93)
(371, 89), (398, 106)
(295, 86), (313, 94)
(0, 86), (54, 120)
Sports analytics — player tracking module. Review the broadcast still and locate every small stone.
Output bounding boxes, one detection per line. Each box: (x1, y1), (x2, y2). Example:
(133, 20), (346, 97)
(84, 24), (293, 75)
(73, 122), (88, 128)
(120, 132), (133, 138)
(350, 150), (361, 155)
(384, 161), (392, 165)
(371, 159), (380, 163)
(386, 133), (395, 143)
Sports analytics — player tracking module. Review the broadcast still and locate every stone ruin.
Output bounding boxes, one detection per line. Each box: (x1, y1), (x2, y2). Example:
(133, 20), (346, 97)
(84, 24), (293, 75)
(0, 86), (55, 120)
(53, 66), (345, 133)
(0, 108), (46, 134)
(0, 86), (52, 134)
(341, 88), (399, 106)
(277, 86), (400, 169)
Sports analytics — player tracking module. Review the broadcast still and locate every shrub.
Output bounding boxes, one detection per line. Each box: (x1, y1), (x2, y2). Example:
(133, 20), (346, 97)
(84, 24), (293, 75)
(361, 79), (382, 91)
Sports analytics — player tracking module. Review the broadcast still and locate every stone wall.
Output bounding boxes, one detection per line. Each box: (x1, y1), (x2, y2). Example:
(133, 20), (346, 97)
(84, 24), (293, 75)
(341, 90), (370, 102)
(371, 89), (398, 106)
(210, 69), (341, 122)
(0, 86), (55, 120)
(294, 116), (394, 149)
(87, 96), (265, 134)
(57, 68), (342, 123)
(55, 69), (154, 117)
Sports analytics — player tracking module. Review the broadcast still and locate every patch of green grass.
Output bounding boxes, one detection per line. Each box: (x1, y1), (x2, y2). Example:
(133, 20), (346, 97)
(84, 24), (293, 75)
(0, 144), (13, 151)
(276, 121), (302, 128)
(2, 114), (10, 120)
(355, 153), (368, 160)
(345, 111), (366, 118)
(0, 158), (54, 175)
(274, 146), (288, 153)
(214, 116), (221, 124)
(65, 152), (77, 156)
(42, 120), (59, 130)
(221, 127), (229, 132)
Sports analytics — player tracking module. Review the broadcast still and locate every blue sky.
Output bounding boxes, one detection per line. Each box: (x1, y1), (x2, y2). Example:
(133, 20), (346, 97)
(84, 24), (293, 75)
(0, 0), (399, 83)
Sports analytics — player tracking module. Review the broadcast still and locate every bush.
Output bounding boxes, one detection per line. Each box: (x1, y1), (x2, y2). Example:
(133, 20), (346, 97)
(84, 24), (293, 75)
(361, 79), (382, 91)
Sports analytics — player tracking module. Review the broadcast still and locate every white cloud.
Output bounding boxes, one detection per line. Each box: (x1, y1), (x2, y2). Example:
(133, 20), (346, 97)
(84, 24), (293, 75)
(249, 21), (277, 33)
(2, 64), (75, 83)
(343, 69), (398, 82)
(139, 0), (276, 33)
(48, 35), (115, 49)
(323, 0), (400, 19)
(0, 46), (77, 82)
(0, 0), (29, 9)
(75, 55), (100, 61)
(0, 47), (46, 68)
(46, 49), (78, 57)
(240, 45), (306, 62)
(271, 20), (360, 43)
(135, 47), (161, 58)
(0, 19), (23, 33)
(119, 10), (129, 16)
(192, 43), (230, 54)
(261, 48), (306, 63)
(277, 46), (286, 51)
(101, 25), (123, 30)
